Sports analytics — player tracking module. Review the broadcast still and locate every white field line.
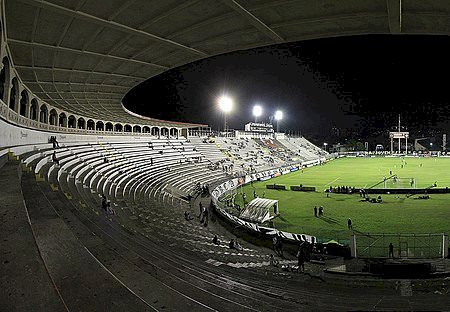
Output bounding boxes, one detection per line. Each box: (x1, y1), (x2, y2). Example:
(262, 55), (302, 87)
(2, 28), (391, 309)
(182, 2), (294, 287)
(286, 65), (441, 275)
(324, 177), (340, 186)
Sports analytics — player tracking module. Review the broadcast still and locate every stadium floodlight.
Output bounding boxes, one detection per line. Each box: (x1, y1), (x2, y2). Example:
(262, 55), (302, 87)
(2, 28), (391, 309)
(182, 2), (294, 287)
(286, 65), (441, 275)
(274, 110), (283, 132)
(275, 110), (283, 121)
(253, 105), (262, 122)
(218, 95), (233, 113)
(218, 95), (233, 137)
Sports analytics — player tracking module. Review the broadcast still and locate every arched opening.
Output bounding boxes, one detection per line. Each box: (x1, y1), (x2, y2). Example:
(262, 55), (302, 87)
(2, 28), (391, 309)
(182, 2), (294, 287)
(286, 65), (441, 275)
(124, 124), (132, 132)
(30, 99), (38, 120)
(49, 109), (58, 125)
(133, 125), (141, 133)
(96, 121), (104, 131)
(170, 128), (178, 137)
(87, 119), (95, 130)
(151, 127), (159, 136)
(0, 57), (10, 103)
(77, 117), (85, 129)
(143, 126), (150, 133)
(59, 112), (67, 127)
(19, 89), (29, 116)
(161, 127), (169, 137)
(114, 123), (123, 132)
(9, 77), (19, 112)
(105, 122), (113, 132)
(68, 115), (76, 128)
(39, 105), (48, 123)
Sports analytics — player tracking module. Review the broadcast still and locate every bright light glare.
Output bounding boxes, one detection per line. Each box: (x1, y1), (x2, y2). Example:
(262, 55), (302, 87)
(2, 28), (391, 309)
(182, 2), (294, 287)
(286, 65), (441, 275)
(218, 96), (233, 113)
(275, 110), (283, 121)
(253, 105), (262, 117)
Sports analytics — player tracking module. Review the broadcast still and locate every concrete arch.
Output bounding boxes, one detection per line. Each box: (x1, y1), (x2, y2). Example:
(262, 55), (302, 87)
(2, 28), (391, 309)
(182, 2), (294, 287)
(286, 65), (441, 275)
(170, 128), (178, 137)
(49, 109), (58, 125)
(9, 77), (19, 112)
(77, 117), (85, 129)
(19, 89), (29, 117)
(87, 119), (95, 130)
(161, 127), (169, 137)
(0, 57), (10, 104)
(39, 104), (48, 124)
(68, 115), (76, 128)
(29, 98), (38, 121)
(114, 123), (123, 132)
(143, 126), (150, 133)
(151, 127), (159, 136)
(133, 125), (141, 133)
(96, 121), (104, 131)
(124, 124), (132, 132)
(58, 112), (67, 127)
(105, 122), (113, 132)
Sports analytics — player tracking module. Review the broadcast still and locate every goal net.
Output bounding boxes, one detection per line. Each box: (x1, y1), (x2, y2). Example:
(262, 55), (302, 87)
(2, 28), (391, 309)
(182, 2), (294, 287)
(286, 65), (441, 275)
(352, 233), (446, 258)
(383, 176), (416, 189)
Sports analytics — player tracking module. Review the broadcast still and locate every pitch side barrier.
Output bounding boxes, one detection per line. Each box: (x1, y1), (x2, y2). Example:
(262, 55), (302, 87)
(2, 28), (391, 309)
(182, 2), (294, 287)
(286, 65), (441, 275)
(211, 157), (327, 250)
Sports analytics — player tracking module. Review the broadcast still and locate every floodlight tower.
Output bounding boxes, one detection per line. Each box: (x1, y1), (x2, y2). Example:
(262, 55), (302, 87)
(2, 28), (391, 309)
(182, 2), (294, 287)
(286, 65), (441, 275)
(274, 110), (283, 132)
(253, 105), (262, 123)
(218, 95), (233, 136)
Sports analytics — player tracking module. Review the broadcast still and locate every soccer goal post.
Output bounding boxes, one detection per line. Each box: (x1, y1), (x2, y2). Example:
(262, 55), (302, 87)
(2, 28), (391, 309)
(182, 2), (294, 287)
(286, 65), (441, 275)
(351, 233), (447, 259)
(383, 176), (416, 188)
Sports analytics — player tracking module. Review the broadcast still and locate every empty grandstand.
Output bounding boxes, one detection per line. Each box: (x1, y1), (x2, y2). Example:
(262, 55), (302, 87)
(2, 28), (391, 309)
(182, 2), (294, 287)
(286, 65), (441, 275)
(1, 1), (450, 311)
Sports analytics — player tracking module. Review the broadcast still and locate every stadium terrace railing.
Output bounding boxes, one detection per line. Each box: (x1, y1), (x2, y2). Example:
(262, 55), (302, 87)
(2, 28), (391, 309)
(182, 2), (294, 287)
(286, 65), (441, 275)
(0, 100), (181, 137)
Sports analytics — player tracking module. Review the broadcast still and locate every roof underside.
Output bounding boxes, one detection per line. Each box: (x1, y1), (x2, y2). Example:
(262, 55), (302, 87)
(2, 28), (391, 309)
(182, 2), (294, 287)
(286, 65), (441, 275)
(5, 0), (450, 125)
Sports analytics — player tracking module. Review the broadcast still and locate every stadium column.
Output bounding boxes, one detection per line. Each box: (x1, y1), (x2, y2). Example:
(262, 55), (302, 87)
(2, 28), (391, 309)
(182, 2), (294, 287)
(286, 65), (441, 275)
(405, 136), (408, 154)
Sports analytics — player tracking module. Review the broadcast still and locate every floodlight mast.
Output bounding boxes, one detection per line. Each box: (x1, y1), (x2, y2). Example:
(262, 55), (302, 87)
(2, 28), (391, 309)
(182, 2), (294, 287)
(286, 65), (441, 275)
(218, 96), (233, 136)
(275, 110), (283, 132)
(253, 105), (262, 123)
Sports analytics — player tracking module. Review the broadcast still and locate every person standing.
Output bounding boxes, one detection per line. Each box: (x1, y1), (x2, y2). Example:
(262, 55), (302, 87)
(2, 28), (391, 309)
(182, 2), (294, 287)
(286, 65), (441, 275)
(314, 206), (318, 217)
(297, 248), (305, 273)
(389, 242), (394, 258)
(198, 202), (203, 218)
(276, 237), (283, 257)
(347, 218), (353, 230)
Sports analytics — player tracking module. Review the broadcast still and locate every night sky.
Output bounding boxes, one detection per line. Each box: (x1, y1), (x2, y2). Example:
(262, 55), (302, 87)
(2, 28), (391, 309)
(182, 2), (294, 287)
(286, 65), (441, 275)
(123, 35), (450, 146)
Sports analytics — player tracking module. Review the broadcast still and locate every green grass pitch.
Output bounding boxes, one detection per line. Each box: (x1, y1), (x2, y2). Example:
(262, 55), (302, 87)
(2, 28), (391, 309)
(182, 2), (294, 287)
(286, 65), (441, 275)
(234, 157), (450, 242)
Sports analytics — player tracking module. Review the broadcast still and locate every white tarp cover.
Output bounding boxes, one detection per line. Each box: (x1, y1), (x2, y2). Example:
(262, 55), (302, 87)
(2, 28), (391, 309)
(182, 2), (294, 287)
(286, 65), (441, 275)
(239, 198), (278, 223)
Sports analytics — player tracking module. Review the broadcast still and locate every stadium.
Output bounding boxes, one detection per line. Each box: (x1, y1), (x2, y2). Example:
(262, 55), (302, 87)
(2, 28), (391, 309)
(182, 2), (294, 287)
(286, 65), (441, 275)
(1, 1), (450, 311)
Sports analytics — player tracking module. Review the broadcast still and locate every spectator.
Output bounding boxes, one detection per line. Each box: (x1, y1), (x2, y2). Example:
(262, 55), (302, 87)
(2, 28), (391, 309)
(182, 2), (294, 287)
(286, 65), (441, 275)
(272, 236), (278, 252)
(52, 151), (59, 165)
(234, 240), (243, 251)
(297, 248), (305, 273)
(106, 201), (115, 215)
(101, 195), (107, 211)
(213, 235), (220, 245)
(269, 254), (279, 267)
(184, 211), (193, 221)
(389, 242), (394, 258)
(228, 239), (235, 249)
(198, 202), (203, 218)
(276, 236), (283, 257)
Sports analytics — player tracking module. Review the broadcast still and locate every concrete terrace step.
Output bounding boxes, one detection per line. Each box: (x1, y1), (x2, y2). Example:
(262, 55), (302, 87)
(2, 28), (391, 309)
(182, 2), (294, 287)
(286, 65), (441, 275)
(0, 160), (66, 310)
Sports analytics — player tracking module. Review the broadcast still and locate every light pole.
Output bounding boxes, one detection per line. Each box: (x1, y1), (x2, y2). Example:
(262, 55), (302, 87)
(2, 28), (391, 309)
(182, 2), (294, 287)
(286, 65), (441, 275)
(253, 105), (262, 123)
(218, 95), (233, 137)
(275, 110), (283, 133)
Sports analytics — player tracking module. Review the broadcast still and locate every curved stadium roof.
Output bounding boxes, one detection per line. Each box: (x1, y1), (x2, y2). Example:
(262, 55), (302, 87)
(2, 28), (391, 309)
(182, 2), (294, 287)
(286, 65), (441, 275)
(5, 0), (450, 126)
